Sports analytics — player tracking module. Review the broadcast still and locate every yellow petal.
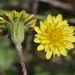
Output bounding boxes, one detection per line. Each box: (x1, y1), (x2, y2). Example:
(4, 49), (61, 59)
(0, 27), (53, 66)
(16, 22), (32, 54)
(55, 48), (60, 57)
(62, 20), (68, 27)
(34, 26), (41, 34)
(45, 45), (49, 52)
(65, 42), (74, 49)
(47, 14), (52, 24)
(50, 44), (56, 56)
(34, 38), (40, 43)
(68, 26), (75, 33)
(64, 36), (75, 42)
(40, 21), (47, 30)
(37, 45), (44, 51)
(35, 34), (46, 40)
(59, 46), (68, 56)
(40, 25), (45, 31)
(55, 14), (62, 22)
(46, 50), (52, 59)
(71, 36), (75, 42)
(41, 40), (47, 44)
(35, 34), (41, 37)
(56, 21), (62, 28)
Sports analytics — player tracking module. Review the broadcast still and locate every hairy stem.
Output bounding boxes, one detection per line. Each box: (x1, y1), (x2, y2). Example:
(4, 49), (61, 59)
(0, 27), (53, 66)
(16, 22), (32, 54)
(16, 45), (27, 75)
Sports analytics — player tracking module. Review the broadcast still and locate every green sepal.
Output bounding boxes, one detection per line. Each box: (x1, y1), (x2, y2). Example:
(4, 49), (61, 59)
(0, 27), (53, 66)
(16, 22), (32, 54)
(11, 19), (25, 45)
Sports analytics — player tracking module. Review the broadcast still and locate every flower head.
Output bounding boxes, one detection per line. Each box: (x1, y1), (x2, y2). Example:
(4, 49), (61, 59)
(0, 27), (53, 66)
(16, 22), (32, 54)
(0, 10), (36, 48)
(34, 14), (75, 59)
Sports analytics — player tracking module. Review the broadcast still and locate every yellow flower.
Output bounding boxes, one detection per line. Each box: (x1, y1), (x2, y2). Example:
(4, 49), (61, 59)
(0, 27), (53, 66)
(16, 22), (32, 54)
(34, 14), (75, 59)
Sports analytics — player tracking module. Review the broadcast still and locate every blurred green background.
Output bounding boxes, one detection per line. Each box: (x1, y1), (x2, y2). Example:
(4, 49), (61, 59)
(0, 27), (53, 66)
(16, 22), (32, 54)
(0, 0), (75, 75)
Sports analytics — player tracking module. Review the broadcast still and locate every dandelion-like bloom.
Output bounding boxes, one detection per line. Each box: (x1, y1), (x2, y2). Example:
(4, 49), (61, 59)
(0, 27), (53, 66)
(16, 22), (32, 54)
(34, 14), (75, 59)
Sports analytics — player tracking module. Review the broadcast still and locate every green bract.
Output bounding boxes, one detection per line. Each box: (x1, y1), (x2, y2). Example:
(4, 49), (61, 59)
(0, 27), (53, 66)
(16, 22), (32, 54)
(0, 10), (36, 48)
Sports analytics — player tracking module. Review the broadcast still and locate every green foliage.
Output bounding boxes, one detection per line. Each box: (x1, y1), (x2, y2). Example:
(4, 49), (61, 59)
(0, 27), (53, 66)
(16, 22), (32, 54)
(0, 9), (11, 15)
(0, 36), (17, 70)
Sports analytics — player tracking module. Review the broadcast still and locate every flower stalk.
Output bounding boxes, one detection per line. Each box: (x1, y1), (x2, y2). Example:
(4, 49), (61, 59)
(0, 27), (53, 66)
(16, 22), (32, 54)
(16, 45), (27, 75)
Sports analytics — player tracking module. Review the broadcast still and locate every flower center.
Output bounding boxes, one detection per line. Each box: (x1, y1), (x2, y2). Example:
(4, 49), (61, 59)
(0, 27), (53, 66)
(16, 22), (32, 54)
(52, 33), (57, 39)
(47, 29), (61, 43)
